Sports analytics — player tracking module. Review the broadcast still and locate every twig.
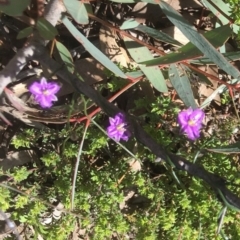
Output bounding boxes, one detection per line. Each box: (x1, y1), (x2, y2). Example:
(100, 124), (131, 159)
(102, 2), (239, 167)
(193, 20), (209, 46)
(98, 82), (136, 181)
(71, 121), (89, 210)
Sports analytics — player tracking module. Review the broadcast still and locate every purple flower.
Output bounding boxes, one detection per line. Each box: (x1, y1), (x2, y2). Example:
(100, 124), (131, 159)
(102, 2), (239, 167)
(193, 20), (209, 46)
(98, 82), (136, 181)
(29, 77), (60, 108)
(177, 107), (205, 140)
(107, 113), (130, 142)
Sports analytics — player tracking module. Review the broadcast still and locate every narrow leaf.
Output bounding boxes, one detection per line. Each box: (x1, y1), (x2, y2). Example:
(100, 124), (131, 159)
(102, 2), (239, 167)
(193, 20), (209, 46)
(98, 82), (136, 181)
(158, 1), (240, 80)
(190, 51), (240, 65)
(202, 0), (239, 34)
(120, 19), (140, 30)
(137, 24), (182, 47)
(206, 142), (240, 154)
(55, 41), (74, 73)
(169, 64), (197, 108)
(124, 37), (168, 92)
(63, 0), (89, 24)
(120, 19), (182, 46)
(217, 207), (227, 234)
(62, 15), (126, 79)
(126, 71), (143, 78)
(141, 24), (232, 66)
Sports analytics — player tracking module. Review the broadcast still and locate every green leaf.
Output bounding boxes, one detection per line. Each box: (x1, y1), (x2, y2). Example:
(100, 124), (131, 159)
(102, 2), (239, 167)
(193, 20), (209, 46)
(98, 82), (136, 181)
(36, 18), (58, 40)
(61, 15), (126, 79)
(206, 141), (240, 153)
(190, 51), (240, 65)
(0, 0), (30, 16)
(84, 3), (93, 15)
(158, 1), (240, 80)
(126, 71), (143, 79)
(169, 64), (197, 108)
(55, 41), (74, 73)
(17, 26), (33, 39)
(217, 189), (240, 212)
(120, 19), (140, 30)
(137, 24), (182, 47)
(63, 0), (89, 24)
(124, 37), (167, 92)
(120, 19), (182, 46)
(141, 24), (232, 66)
(202, 0), (239, 34)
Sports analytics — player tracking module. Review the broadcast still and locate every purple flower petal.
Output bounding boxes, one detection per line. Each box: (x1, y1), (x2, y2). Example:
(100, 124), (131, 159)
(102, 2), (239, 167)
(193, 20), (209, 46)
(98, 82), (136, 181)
(35, 95), (53, 108)
(28, 78), (60, 108)
(29, 82), (43, 95)
(121, 133), (129, 141)
(191, 109), (205, 124)
(107, 113), (130, 142)
(109, 117), (117, 125)
(177, 107), (205, 141)
(48, 94), (58, 102)
(185, 125), (200, 140)
(40, 77), (48, 87)
(46, 83), (61, 95)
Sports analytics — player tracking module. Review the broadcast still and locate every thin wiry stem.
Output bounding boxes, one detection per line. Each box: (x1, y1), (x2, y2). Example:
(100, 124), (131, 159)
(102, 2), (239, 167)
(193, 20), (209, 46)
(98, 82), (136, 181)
(71, 122), (89, 210)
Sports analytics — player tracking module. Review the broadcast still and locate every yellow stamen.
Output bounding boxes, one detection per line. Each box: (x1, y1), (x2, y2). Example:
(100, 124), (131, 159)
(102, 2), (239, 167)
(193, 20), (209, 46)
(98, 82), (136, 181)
(117, 123), (125, 132)
(42, 90), (49, 95)
(188, 120), (195, 126)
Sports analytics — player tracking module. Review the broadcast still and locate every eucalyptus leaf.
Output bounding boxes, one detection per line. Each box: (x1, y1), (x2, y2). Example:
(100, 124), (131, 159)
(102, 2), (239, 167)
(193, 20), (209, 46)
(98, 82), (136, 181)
(124, 37), (168, 92)
(169, 64), (197, 108)
(120, 19), (140, 30)
(141, 24), (232, 66)
(126, 71), (143, 79)
(190, 51), (240, 65)
(202, 0), (239, 34)
(136, 24), (182, 47)
(55, 41), (74, 73)
(206, 142), (240, 154)
(158, 1), (240, 80)
(62, 15), (126, 79)
(63, 0), (89, 24)
(120, 18), (181, 46)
